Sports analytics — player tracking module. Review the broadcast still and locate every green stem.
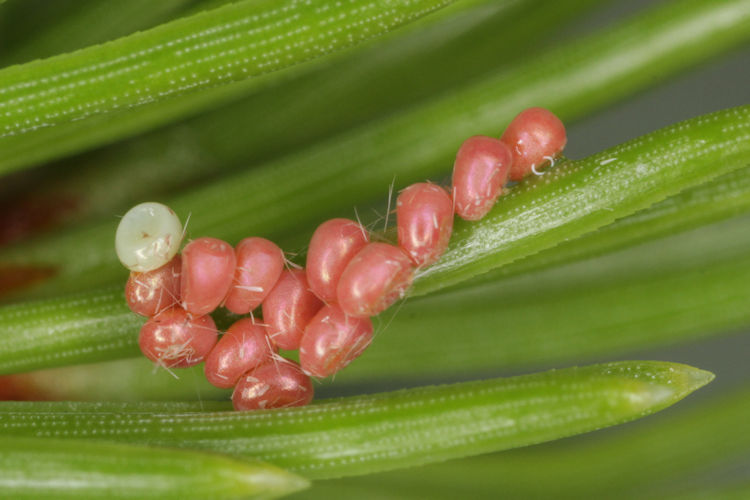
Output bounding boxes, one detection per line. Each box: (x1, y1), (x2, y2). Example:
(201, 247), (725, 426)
(0, 361), (713, 480)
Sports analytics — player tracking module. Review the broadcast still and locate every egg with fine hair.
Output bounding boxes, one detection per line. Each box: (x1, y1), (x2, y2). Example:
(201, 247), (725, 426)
(115, 202), (183, 273)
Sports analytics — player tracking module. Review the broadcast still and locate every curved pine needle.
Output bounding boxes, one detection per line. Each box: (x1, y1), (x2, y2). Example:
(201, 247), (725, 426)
(1, 0), (585, 235)
(2, 210), (747, 389)
(0, 0), (201, 67)
(0, 107), (748, 374)
(0, 356), (230, 402)
(0, 0), (456, 175)
(411, 105), (750, 295)
(343, 213), (750, 381)
(451, 164), (750, 291)
(0, 361), (713, 480)
(2, 0), (749, 299)
(295, 386), (750, 499)
(0, 286), (140, 374)
(0, 436), (307, 499)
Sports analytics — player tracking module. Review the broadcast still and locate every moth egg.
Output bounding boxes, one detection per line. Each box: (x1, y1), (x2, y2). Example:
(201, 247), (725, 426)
(115, 202), (183, 272)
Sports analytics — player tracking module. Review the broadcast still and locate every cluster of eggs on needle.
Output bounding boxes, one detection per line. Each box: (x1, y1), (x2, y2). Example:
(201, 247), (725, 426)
(114, 107), (566, 411)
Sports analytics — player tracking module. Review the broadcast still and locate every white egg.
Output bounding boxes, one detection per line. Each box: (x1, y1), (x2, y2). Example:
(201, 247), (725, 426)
(115, 202), (183, 272)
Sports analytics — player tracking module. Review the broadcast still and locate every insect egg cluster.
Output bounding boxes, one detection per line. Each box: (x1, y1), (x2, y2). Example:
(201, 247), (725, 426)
(115, 107), (566, 411)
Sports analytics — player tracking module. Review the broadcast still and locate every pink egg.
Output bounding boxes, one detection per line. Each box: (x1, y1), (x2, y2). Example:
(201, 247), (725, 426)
(337, 242), (414, 318)
(452, 135), (512, 221)
(204, 318), (275, 389)
(262, 269), (324, 350)
(396, 183), (454, 267)
(232, 358), (313, 411)
(306, 218), (369, 303)
(299, 305), (373, 378)
(138, 306), (218, 368)
(180, 237), (236, 316)
(224, 237), (284, 315)
(501, 107), (567, 181)
(125, 255), (181, 317)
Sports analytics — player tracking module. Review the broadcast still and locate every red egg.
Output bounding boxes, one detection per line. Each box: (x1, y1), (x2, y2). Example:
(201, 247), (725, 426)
(232, 358), (314, 411)
(306, 218), (369, 303)
(299, 305), (373, 378)
(501, 107), (567, 181)
(125, 255), (181, 317)
(396, 183), (454, 267)
(337, 243), (414, 318)
(204, 318), (275, 389)
(138, 306), (218, 368)
(452, 135), (512, 221)
(180, 237), (236, 316)
(262, 269), (324, 350)
(224, 237), (284, 315)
